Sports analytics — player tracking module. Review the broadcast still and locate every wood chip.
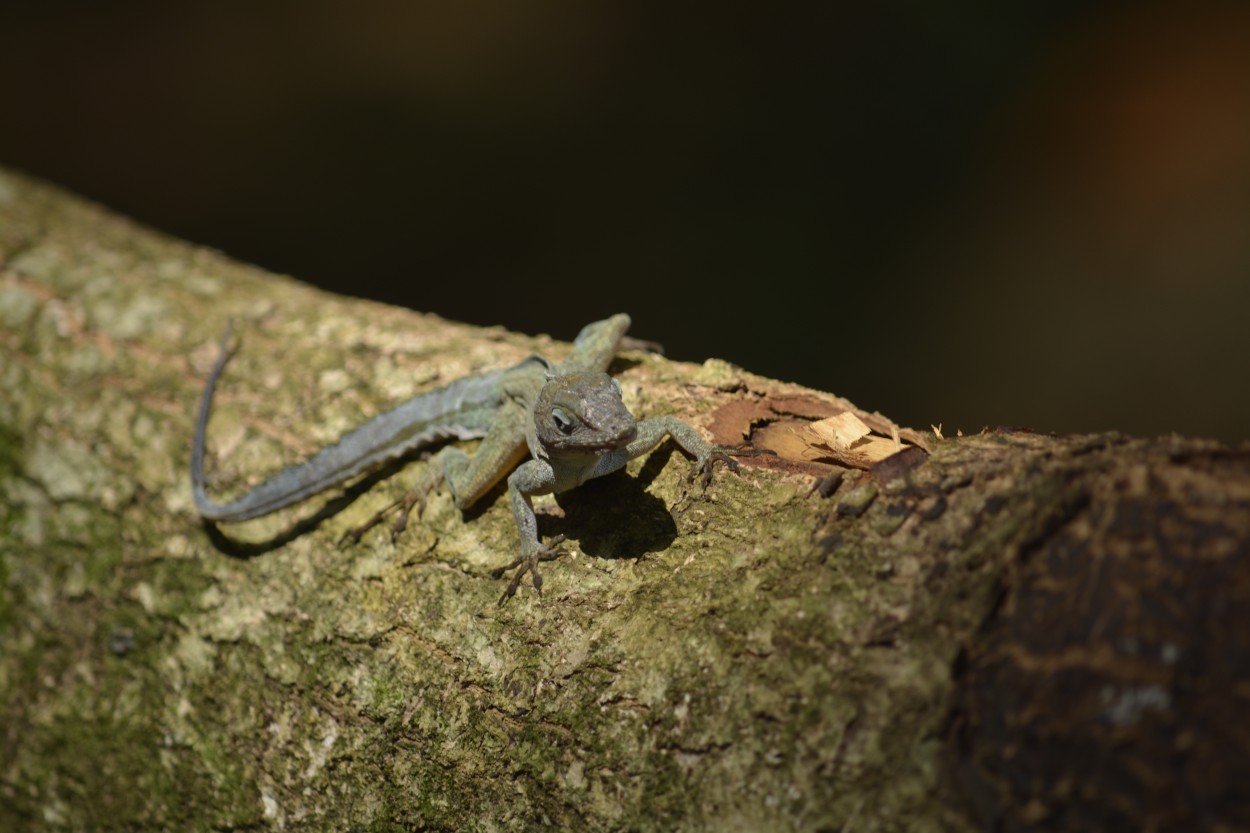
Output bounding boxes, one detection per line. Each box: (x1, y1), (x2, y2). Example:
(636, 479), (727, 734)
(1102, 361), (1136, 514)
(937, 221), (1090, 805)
(808, 412), (872, 448)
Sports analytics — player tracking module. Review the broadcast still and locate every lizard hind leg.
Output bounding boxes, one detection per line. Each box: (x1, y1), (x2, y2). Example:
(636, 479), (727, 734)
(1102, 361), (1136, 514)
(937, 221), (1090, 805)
(337, 446), (464, 546)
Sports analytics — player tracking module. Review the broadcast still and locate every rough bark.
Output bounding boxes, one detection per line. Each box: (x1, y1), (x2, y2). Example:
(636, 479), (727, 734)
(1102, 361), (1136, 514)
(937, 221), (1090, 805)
(1, 168), (1247, 832)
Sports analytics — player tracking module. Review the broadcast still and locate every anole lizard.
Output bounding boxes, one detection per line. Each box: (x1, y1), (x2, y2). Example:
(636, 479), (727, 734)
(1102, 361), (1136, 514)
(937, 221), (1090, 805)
(192, 314), (738, 601)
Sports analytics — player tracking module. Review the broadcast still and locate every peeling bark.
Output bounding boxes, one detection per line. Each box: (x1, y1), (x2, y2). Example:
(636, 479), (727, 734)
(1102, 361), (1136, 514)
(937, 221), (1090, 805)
(1, 169), (1247, 832)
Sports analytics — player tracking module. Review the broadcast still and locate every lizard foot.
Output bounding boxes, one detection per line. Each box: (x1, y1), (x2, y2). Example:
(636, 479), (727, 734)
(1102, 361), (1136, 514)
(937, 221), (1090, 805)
(338, 473), (440, 547)
(491, 535), (567, 605)
(690, 446), (742, 490)
(338, 494), (403, 547)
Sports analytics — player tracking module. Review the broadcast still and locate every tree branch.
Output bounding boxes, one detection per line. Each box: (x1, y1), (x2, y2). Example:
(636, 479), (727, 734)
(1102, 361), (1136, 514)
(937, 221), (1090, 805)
(1, 168), (1245, 832)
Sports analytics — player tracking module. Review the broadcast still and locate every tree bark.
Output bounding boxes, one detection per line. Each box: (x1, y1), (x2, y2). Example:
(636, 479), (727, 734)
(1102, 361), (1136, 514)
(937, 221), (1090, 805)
(1, 168), (1246, 832)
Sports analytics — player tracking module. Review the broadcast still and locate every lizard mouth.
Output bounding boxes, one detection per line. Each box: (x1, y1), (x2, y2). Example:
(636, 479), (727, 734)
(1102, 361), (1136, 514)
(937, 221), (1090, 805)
(613, 423), (638, 447)
(585, 422), (636, 452)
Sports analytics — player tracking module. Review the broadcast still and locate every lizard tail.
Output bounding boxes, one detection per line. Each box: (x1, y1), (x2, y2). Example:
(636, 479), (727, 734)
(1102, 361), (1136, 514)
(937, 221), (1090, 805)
(190, 325), (519, 523)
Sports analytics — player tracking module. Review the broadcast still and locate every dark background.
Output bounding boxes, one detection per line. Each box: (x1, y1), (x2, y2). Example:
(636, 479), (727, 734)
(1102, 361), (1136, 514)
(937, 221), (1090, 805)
(3, 2), (1248, 441)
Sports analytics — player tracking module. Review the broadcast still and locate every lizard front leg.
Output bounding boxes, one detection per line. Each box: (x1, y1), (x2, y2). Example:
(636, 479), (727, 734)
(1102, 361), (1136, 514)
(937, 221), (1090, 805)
(624, 416), (739, 488)
(486, 415), (735, 600)
(491, 459), (563, 604)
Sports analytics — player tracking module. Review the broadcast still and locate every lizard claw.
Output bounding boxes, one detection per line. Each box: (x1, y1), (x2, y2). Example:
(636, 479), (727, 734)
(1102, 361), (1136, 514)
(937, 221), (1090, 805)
(691, 447), (740, 490)
(492, 535), (567, 605)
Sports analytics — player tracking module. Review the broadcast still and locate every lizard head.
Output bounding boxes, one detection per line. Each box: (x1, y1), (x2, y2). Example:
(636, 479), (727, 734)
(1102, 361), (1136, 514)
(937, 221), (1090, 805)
(534, 372), (637, 453)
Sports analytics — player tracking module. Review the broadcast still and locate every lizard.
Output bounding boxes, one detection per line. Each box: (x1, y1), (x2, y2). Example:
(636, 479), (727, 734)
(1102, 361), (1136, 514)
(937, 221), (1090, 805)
(191, 313), (739, 602)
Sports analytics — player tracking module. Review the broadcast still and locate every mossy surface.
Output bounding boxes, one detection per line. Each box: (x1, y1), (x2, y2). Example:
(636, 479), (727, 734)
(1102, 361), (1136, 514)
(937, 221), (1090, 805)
(0, 167), (1143, 832)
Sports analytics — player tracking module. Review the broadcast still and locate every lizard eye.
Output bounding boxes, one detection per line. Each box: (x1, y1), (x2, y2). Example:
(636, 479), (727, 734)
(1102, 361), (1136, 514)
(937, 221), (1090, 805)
(550, 407), (575, 434)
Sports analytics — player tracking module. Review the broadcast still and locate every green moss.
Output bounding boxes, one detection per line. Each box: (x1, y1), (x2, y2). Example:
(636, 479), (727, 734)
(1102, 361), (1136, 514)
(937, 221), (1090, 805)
(6, 169), (1137, 830)
(0, 420), (20, 483)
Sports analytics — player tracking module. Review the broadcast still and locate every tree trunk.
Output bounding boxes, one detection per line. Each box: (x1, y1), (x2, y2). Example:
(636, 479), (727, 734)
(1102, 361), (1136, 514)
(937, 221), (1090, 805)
(1, 168), (1246, 832)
